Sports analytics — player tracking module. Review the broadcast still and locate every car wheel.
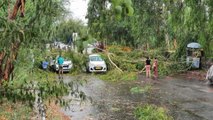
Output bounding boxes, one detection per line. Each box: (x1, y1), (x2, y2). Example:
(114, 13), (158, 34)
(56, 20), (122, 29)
(86, 67), (91, 73)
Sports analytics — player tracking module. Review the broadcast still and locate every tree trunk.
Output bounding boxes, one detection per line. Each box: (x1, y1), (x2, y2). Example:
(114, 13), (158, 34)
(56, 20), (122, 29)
(0, 51), (6, 80)
(3, 58), (12, 80)
(2, 0), (25, 80)
(3, 42), (20, 81)
(9, 0), (25, 20)
(165, 33), (170, 50)
(20, 0), (25, 17)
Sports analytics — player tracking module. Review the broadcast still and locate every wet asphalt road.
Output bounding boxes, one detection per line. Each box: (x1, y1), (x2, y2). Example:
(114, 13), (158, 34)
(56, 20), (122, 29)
(156, 76), (213, 120)
(61, 74), (213, 120)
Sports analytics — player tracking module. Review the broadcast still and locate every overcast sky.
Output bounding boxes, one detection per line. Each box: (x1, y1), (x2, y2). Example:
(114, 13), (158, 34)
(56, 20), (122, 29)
(67, 0), (89, 23)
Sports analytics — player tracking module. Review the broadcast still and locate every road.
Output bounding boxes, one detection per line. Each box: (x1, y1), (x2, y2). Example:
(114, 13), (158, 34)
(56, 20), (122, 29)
(156, 75), (213, 120)
(61, 74), (213, 120)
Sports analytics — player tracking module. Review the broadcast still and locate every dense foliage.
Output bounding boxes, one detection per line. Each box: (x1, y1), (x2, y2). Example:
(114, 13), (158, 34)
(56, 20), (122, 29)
(0, 1), (86, 118)
(55, 19), (87, 43)
(0, 0), (212, 118)
(87, 0), (213, 58)
(0, 0), (67, 80)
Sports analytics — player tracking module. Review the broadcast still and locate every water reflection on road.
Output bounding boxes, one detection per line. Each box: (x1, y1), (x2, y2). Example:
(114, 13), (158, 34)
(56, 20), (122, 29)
(61, 75), (213, 120)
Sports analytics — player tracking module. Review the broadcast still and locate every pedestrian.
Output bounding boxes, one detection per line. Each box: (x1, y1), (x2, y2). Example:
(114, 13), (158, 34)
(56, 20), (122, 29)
(145, 57), (151, 78)
(57, 55), (64, 79)
(153, 57), (158, 80)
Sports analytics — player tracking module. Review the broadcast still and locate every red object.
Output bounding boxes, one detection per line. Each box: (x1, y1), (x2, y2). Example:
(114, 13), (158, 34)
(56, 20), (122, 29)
(153, 59), (158, 79)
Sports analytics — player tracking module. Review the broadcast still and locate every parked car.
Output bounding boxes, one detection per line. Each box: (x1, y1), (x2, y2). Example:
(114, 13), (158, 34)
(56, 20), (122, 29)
(206, 65), (213, 84)
(50, 58), (73, 72)
(86, 54), (107, 73)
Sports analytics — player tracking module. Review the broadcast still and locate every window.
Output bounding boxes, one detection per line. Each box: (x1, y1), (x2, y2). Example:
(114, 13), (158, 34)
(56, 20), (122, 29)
(90, 56), (103, 61)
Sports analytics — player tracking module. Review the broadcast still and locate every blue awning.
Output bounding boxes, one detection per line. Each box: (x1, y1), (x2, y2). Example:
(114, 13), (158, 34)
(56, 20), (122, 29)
(187, 42), (201, 49)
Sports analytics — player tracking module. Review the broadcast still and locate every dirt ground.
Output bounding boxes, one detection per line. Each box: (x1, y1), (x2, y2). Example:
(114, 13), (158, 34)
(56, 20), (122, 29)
(179, 70), (207, 81)
(46, 102), (71, 120)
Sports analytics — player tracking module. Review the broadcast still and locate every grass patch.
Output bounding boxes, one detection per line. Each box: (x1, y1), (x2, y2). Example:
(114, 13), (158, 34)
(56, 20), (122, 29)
(98, 70), (138, 82)
(134, 104), (173, 120)
(130, 85), (152, 94)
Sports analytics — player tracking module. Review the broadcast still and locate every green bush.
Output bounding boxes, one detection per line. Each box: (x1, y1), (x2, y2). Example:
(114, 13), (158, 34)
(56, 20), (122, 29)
(136, 62), (144, 70)
(127, 50), (144, 59)
(134, 104), (173, 120)
(121, 72), (138, 81)
(107, 45), (126, 56)
(98, 69), (123, 81)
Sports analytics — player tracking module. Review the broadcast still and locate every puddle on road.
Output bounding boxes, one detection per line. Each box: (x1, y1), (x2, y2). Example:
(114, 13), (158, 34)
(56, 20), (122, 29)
(61, 76), (146, 120)
(168, 75), (213, 94)
(188, 82), (213, 93)
(60, 75), (213, 120)
(200, 85), (213, 93)
(160, 76), (213, 120)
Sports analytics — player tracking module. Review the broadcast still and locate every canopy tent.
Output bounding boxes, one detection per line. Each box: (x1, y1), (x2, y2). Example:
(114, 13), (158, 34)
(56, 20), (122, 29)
(186, 42), (203, 69)
(187, 42), (202, 49)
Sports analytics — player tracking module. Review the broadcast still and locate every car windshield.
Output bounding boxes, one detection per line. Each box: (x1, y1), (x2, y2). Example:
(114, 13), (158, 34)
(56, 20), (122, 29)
(89, 56), (103, 61)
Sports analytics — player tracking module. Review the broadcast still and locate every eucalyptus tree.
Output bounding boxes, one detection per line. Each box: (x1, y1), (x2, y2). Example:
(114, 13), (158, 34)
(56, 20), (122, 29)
(87, 0), (213, 58)
(55, 19), (87, 43)
(0, 0), (67, 81)
(130, 0), (213, 56)
(0, 2), (88, 118)
(87, 0), (134, 45)
(130, 0), (166, 49)
(87, 0), (110, 39)
(165, 0), (213, 57)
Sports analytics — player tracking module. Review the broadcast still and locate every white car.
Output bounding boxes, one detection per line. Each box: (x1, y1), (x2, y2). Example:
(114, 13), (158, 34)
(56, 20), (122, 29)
(206, 65), (213, 84)
(86, 54), (107, 73)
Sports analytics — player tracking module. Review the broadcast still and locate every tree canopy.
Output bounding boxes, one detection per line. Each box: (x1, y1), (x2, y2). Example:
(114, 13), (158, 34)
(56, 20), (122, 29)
(87, 0), (213, 58)
(0, 0), (67, 80)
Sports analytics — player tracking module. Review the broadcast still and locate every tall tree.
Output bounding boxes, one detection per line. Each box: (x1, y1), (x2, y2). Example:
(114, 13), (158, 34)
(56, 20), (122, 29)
(0, 0), (67, 81)
(87, 0), (213, 58)
(87, 0), (134, 43)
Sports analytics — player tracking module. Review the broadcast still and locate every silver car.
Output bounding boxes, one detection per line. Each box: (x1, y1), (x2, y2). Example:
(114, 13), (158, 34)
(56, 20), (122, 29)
(50, 58), (73, 72)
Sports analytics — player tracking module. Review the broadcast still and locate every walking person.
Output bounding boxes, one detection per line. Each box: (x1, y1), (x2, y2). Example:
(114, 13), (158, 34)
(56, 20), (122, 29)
(153, 57), (158, 80)
(57, 55), (64, 79)
(145, 57), (151, 78)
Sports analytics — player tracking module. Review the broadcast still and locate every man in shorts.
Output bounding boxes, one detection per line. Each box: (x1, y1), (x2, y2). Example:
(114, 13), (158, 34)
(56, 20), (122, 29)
(57, 55), (64, 79)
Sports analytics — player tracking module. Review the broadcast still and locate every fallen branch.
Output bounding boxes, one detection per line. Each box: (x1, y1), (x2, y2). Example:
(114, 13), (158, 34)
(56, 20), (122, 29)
(107, 53), (123, 73)
(92, 45), (123, 73)
(138, 67), (146, 74)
